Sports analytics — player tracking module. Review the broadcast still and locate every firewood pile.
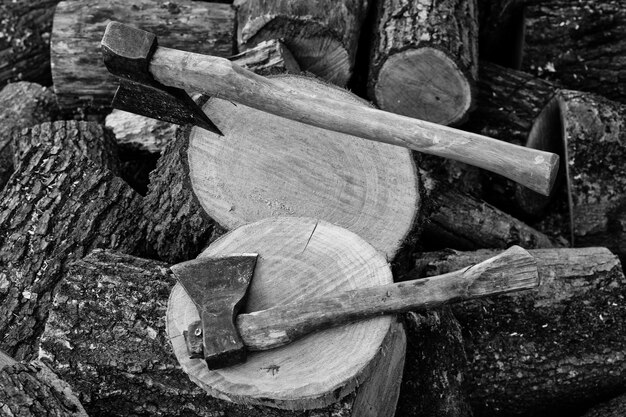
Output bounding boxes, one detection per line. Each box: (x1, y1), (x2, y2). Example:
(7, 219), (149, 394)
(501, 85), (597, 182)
(1, 0), (625, 416)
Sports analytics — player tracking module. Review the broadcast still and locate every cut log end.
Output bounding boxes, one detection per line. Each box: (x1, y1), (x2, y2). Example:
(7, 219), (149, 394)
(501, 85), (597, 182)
(374, 47), (473, 125)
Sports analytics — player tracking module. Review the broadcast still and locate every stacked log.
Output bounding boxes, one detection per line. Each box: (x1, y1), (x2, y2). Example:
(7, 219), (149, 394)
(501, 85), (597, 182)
(51, 0), (235, 112)
(368, 0), (478, 125)
(235, 0), (369, 86)
(0, 121), (146, 360)
(410, 247), (626, 417)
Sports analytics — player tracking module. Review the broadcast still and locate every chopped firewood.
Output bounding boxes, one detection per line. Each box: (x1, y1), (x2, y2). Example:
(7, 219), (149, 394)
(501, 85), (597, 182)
(411, 247), (626, 417)
(0, 122), (146, 359)
(368, 0), (478, 125)
(0, 82), (58, 189)
(0, 0), (58, 87)
(51, 0), (235, 112)
(524, 0), (626, 103)
(235, 0), (369, 86)
(41, 248), (404, 417)
(0, 350), (87, 417)
(143, 75), (421, 264)
(230, 39), (301, 76)
(518, 90), (626, 261)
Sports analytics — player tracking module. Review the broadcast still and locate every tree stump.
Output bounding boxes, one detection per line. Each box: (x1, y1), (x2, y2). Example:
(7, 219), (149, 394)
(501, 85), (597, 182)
(410, 246), (626, 417)
(167, 217), (404, 413)
(0, 0), (58, 87)
(518, 90), (626, 261)
(51, 0), (235, 112)
(143, 75), (421, 264)
(523, 0), (626, 103)
(0, 122), (146, 360)
(235, 0), (369, 86)
(42, 246), (404, 416)
(368, 0), (478, 125)
(0, 352), (87, 417)
(0, 82), (59, 190)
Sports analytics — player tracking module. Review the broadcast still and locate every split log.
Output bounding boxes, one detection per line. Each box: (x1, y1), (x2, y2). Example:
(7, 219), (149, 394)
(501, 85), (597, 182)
(235, 0), (369, 86)
(0, 81), (59, 190)
(143, 75), (421, 264)
(410, 247), (626, 417)
(396, 309), (473, 417)
(582, 393), (626, 417)
(477, 0), (525, 68)
(368, 0), (479, 125)
(0, 122), (146, 360)
(42, 247), (404, 416)
(419, 174), (558, 252)
(168, 217), (404, 411)
(230, 39), (301, 76)
(0, 350), (87, 417)
(518, 90), (626, 260)
(0, 0), (58, 87)
(523, 0), (626, 103)
(51, 0), (235, 112)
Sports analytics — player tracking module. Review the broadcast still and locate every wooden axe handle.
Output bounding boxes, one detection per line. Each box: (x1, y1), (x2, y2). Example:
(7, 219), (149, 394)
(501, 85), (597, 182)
(150, 47), (558, 195)
(237, 246), (538, 351)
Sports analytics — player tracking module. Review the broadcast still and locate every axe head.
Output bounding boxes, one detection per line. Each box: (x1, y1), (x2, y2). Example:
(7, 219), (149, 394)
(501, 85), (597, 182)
(101, 21), (222, 135)
(171, 254), (259, 369)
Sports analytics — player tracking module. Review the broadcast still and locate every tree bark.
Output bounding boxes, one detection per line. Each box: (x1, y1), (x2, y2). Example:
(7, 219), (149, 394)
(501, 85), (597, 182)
(519, 90), (626, 261)
(410, 247), (626, 417)
(369, 0), (478, 125)
(143, 75), (421, 264)
(523, 0), (626, 103)
(41, 248), (404, 417)
(419, 175), (559, 252)
(0, 357), (88, 417)
(51, 0), (235, 112)
(235, 0), (369, 86)
(0, 0), (59, 87)
(396, 309), (473, 417)
(0, 122), (146, 360)
(0, 82), (59, 190)
(477, 0), (525, 68)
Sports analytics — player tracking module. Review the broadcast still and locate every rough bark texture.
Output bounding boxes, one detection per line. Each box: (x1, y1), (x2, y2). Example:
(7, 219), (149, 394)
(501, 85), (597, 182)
(235, 0), (369, 86)
(523, 0), (626, 103)
(410, 247), (626, 417)
(582, 393), (626, 417)
(51, 0), (235, 112)
(396, 309), (473, 417)
(0, 0), (59, 87)
(520, 90), (626, 261)
(0, 126), (146, 360)
(0, 82), (59, 190)
(477, 0), (525, 68)
(143, 125), (226, 264)
(0, 360), (88, 417)
(420, 176), (558, 252)
(41, 249), (384, 417)
(369, 0), (479, 125)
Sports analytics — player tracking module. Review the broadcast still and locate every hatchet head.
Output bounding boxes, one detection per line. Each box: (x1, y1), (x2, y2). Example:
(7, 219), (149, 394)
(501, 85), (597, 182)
(170, 254), (259, 369)
(100, 21), (222, 135)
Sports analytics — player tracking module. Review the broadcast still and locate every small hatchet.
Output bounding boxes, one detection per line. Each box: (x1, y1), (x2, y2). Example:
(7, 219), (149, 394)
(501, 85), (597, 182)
(171, 245), (539, 370)
(101, 22), (559, 196)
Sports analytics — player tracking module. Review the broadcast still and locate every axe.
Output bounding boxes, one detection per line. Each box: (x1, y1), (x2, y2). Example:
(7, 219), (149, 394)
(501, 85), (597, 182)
(171, 245), (539, 369)
(101, 22), (559, 196)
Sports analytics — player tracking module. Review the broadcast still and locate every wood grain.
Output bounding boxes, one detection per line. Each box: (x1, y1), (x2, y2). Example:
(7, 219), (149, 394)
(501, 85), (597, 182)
(167, 217), (395, 409)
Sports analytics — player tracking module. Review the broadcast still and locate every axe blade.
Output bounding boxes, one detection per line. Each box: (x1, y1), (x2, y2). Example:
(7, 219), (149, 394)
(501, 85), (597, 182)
(113, 80), (222, 134)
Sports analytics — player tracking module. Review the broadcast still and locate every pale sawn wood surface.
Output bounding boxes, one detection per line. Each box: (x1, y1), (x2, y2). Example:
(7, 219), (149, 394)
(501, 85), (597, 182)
(149, 45), (558, 195)
(186, 75), (420, 260)
(167, 217), (395, 409)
